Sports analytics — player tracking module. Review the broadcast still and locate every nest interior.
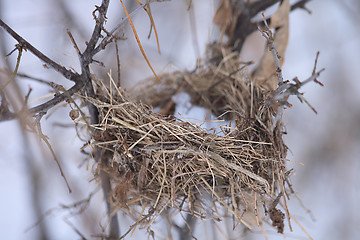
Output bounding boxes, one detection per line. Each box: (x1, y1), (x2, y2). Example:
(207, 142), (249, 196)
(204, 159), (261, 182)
(90, 44), (288, 231)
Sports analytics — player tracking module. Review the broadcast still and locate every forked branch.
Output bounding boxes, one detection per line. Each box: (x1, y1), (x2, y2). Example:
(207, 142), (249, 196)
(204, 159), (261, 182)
(258, 13), (324, 130)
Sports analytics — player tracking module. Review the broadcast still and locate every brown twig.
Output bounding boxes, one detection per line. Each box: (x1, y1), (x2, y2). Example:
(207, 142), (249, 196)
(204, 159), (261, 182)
(0, 19), (78, 81)
(81, 0), (110, 66)
(67, 29), (81, 56)
(115, 40), (121, 86)
(291, 0), (312, 14)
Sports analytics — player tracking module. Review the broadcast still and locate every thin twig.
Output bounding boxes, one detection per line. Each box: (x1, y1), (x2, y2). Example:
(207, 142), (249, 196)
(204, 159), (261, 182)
(115, 40), (121, 86)
(0, 19), (78, 81)
(258, 13), (284, 85)
(258, 14), (324, 130)
(0, 83), (83, 121)
(119, 0), (160, 81)
(29, 83), (83, 115)
(141, 0), (161, 54)
(1, 43), (24, 90)
(34, 113), (72, 193)
(67, 29), (81, 56)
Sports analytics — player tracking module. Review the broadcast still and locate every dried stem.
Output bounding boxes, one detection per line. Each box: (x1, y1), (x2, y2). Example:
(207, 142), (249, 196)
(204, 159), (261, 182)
(119, 0), (160, 81)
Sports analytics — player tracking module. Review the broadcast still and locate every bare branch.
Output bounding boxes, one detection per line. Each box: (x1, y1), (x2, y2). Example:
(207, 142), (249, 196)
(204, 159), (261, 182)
(291, 0), (312, 14)
(75, 1), (121, 238)
(258, 13), (284, 85)
(258, 15), (325, 129)
(176, 213), (197, 240)
(0, 83), (82, 121)
(249, 0), (281, 16)
(1, 1), (118, 238)
(0, 19), (78, 82)
(81, 0), (110, 66)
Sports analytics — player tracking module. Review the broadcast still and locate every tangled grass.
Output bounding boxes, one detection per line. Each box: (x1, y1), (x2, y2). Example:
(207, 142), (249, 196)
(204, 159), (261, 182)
(89, 45), (289, 234)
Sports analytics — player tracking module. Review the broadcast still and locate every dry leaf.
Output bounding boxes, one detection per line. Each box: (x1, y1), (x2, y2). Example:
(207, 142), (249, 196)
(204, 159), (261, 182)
(213, 0), (232, 31)
(253, 0), (290, 91)
(213, 0), (239, 39)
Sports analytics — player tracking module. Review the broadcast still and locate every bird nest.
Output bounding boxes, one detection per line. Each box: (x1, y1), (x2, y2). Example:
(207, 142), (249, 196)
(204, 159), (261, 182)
(89, 44), (289, 233)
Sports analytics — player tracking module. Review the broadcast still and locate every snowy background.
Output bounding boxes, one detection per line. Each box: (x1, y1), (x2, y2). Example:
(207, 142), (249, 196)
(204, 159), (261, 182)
(0, 0), (359, 239)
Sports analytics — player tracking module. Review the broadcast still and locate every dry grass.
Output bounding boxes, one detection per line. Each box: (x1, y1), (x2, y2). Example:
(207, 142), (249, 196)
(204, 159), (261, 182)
(88, 44), (289, 233)
(132, 44), (263, 120)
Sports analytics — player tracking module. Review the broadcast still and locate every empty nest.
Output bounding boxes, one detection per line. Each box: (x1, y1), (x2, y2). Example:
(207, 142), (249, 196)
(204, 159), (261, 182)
(90, 44), (288, 232)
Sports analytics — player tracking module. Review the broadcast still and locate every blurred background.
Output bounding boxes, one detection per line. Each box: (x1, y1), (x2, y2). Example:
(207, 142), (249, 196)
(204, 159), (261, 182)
(0, 0), (359, 239)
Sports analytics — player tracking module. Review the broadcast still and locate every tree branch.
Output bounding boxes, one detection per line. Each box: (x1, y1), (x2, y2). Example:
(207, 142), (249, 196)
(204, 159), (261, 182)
(0, 19), (78, 82)
(229, 0), (312, 52)
(177, 213), (197, 240)
(291, 0), (312, 13)
(76, 1), (120, 238)
(81, 0), (110, 66)
(0, 83), (82, 121)
(29, 83), (83, 115)
(1, 1), (118, 238)
(258, 15), (324, 130)
(249, 0), (281, 17)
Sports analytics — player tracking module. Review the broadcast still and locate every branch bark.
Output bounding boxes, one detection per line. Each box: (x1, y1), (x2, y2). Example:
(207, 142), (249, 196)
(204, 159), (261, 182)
(76, 0), (120, 238)
(228, 0), (312, 52)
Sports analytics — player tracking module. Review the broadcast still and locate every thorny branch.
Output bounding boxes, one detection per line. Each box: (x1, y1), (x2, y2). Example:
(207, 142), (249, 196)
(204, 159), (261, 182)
(0, 19), (78, 82)
(0, 0), (120, 238)
(258, 13), (324, 130)
(0, 0), (114, 121)
(76, 0), (120, 238)
(82, 0), (110, 65)
(0, 20), (82, 120)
